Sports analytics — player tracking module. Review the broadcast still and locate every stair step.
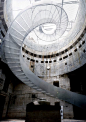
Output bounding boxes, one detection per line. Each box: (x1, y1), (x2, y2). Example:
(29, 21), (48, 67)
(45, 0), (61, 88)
(41, 91), (46, 93)
(46, 93), (50, 95)
(37, 89), (42, 91)
(6, 57), (19, 60)
(5, 40), (20, 48)
(5, 45), (20, 51)
(5, 51), (20, 55)
(11, 26), (25, 37)
(16, 73), (25, 76)
(5, 47), (20, 54)
(32, 87), (38, 89)
(9, 33), (23, 46)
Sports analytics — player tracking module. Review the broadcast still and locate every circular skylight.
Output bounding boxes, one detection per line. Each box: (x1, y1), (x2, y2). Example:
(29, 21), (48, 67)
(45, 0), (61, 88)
(32, 4), (68, 43)
(25, 0), (79, 45)
(41, 23), (56, 35)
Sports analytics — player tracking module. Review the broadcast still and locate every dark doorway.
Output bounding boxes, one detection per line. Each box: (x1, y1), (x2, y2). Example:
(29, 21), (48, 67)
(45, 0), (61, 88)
(26, 102), (61, 122)
(73, 105), (86, 120)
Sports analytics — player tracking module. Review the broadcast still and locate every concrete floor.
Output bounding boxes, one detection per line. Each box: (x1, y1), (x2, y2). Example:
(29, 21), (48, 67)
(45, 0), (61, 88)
(0, 120), (25, 122)
(0, 119), (86, 122)
(62, 120), (86, 122)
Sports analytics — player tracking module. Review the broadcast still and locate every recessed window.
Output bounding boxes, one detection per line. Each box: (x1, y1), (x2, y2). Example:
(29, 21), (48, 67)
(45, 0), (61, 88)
(48, 55), (50, 58)
(65, 63), (67, 65)
(62, 51), (64, 54)
(36, 60), (38, 63)
(31, 59), (35, 62)
(22, 47), (24, 51)
(51, 55), (53, 58)
(49, 61), (52, 63)
(81, 33), (84, 38)
(45, 61), (48, 63)
(82, 41), (85, 45)
(79, 44), (82, 48)
(74, 49), (77, 52)
(54, 60), (56, 62)
(53, 81), (59, 87)
(85, 27), (86, 31)
(61, 75), (64, 77)
(63, 55), (68, 59)
(56, 53), (59, 56)
(41, 61), (44, 63)
(44, 56), (46, 58)
(65, 49), (68, 52)
(59, 58), (62, 61)
(31, 53), (33, 56)
(1, 30), (5, 37)
(33, 60), (35, 62)
(78, 37), (81, 42)
(39, 55), (41, 58)
(83, 49), (86, 53)
(27, 57), (29, 60)
(34, 54), (37, 57)
(26, 50), (28, 54)
(31, 65), (33, 68)
(75, 41), (78, 45)
(70, 46), (73, 49)
(69, 53), (72, 56)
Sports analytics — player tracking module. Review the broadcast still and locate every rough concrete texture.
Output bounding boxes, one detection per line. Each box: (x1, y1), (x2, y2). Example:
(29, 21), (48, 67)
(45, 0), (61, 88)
(2, 77), (73, 119)
(3, 82), (58, 119)
(0, 120), (25, 122)
(1, 119), (86, 122)
(62, 120), (86, 122)
(0, 70), (5, 90)
(0, 0), (83, 120)
(26, 102), (61, 122)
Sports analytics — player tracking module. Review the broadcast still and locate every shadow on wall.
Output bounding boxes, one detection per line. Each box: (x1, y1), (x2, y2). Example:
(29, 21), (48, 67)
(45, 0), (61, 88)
(26, 101), (61, 122)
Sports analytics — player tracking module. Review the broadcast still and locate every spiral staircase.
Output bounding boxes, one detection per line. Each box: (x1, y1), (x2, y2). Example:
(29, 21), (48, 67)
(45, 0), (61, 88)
(0, 0), (86, 110)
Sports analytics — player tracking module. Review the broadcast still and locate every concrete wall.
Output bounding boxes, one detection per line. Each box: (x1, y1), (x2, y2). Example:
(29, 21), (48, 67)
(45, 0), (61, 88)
(60, 101), (74, 119)
(2, 74), (74, 119)
(4, 82), (58, 119)
(2, 81), (13, 118)
(0, 69), (5, 90)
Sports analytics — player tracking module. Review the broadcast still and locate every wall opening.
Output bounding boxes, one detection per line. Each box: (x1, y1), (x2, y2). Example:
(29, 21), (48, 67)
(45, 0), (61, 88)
(53, 81), (59, 87)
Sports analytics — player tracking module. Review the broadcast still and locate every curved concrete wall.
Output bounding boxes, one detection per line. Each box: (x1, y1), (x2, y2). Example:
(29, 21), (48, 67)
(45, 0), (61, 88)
(3, 0), (86, 109)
